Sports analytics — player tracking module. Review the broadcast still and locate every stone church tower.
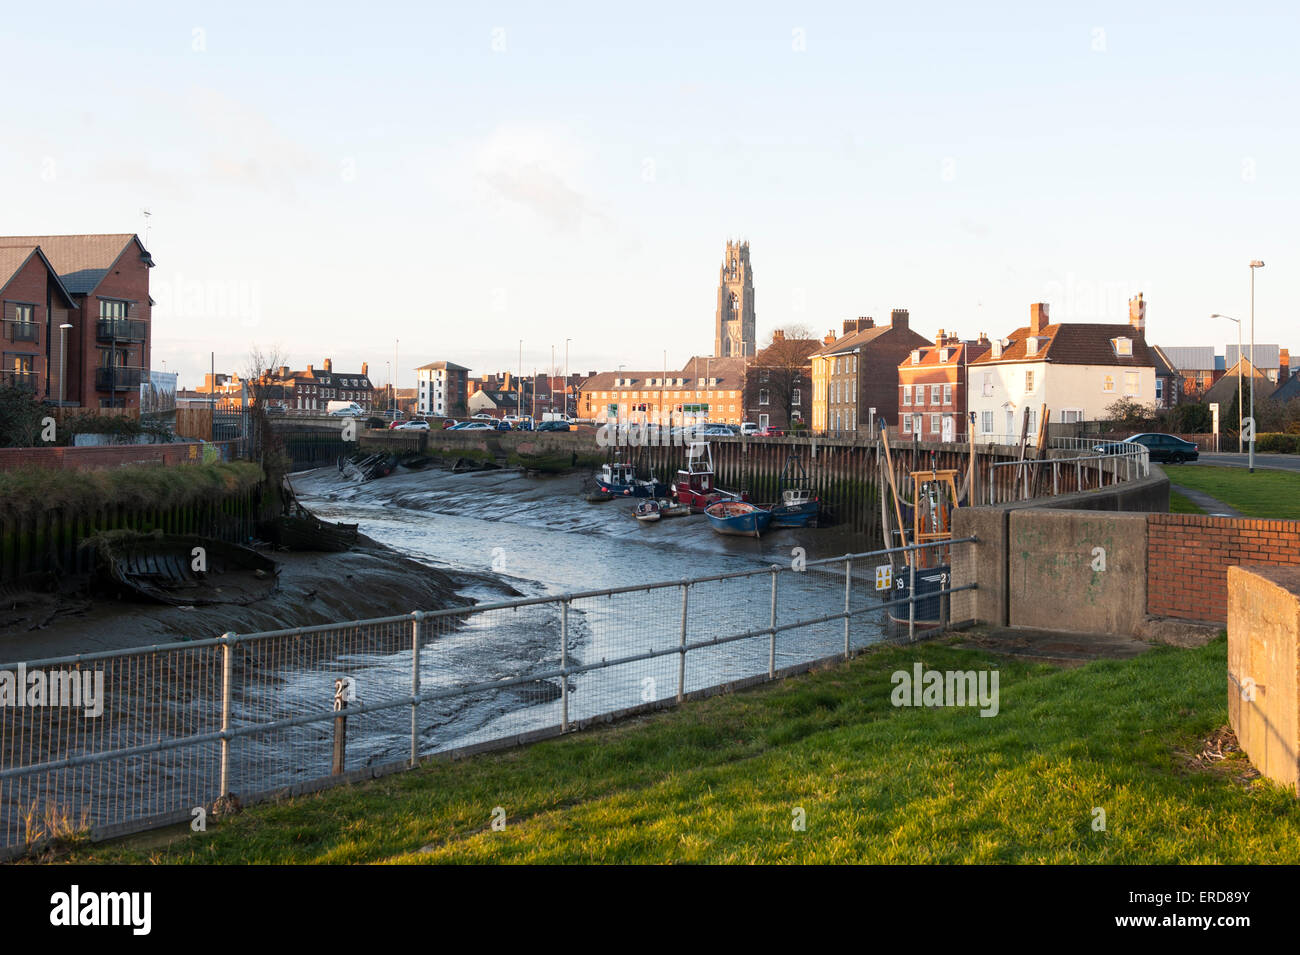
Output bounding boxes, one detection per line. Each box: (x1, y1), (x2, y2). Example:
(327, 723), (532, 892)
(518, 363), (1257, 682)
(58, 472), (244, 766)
(714, 240), (756, 357)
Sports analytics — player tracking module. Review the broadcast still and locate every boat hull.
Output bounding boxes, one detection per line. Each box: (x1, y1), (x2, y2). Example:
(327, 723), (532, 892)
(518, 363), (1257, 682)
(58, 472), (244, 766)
(769, 501), (820, 528)
(704, 501), (772, 537)
(886, 563), (951, 627)
(95, 533), (280, 607)
(596, 478), (668, 498)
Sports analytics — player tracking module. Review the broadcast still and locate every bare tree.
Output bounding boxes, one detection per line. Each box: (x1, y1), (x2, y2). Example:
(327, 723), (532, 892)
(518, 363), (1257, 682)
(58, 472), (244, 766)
(242, 344), (289, 407)
(743, 327), (819, 429)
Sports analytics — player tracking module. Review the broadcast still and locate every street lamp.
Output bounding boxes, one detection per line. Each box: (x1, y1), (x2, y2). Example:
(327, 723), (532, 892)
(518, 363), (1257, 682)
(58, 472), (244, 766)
(1211, 314), (1243, 452)
(565, 338), (571, 420)
(1249, 260), (1264, 472)
(58, 323), (73, 405)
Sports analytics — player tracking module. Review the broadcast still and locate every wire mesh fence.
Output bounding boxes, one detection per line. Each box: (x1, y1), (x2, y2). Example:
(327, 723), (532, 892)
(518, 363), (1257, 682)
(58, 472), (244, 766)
(0, 540), (973, 857)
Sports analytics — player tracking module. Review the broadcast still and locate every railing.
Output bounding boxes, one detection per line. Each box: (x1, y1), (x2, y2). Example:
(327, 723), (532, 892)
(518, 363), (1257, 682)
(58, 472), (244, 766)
(0, 538), (974, 856)
(94, 365), (145, 390)
(3, 321), (38, 343)
(96, 318), (148, 342)
(0, 370), (35, 391)
(987, 445), (1150, 504)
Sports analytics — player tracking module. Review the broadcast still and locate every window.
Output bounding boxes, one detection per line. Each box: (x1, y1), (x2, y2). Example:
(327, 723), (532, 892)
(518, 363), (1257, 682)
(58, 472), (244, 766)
(914, 385), (925, 405)
(943, 383), (952, 405)
(903, 414), (912, 434)
(929, 413), (940, 434)
(911, 350), (921, 365)
(1025, 370), (1034, 393)
(930, 384), (941, 404)
(982, 372), (993, 397)
(1124, 371), (1139, 396)
(792, 388), (801, 405)
(1112, 337), (1133, 357)
(938, 348), (949, 363)
(1103, 375), (1115, 393)
(759, 389), (769, 406)
(902, 385), (911, 406)
(1155, 378), (1164, 400)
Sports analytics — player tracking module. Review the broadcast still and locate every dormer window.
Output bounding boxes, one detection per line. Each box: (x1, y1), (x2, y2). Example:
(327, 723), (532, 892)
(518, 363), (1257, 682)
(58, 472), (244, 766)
(938, 348), (949, 363)
(1112, 337), (1133, 357)
(991, 340), (1003, 359)
(1026, 337), (1038, 357)
(911, 350), (921, 364)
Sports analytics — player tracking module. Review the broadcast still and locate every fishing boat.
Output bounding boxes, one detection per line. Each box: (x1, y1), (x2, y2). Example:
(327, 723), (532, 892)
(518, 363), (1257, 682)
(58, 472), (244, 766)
(633, 499), (661, 522)
(766, 452), (821, 528)
(594, 458), (668, 498)
(704, 500), (772, 538)
(91, 531), (280, 606)
(658, 499), (691, 518)
(672, 442), (745, 512)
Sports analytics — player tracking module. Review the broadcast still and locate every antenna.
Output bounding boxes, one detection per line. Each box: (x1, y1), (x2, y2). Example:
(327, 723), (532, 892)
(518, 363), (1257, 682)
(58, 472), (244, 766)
(141, 208), (152, 247)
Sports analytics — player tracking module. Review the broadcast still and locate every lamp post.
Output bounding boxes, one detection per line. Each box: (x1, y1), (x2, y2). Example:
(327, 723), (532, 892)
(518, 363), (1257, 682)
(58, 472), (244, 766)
(564, 338), (571, 420)
(1212, 314), (1242, 452)
(58, 323), (72, 405)
(393, 339), (399, 414)
(1249, 260), (1264, 472)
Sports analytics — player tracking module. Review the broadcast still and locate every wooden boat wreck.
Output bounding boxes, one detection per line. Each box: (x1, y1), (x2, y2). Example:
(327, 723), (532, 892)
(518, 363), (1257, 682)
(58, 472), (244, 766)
(92, 532), (280, 607)
(262, 507), (359, 552)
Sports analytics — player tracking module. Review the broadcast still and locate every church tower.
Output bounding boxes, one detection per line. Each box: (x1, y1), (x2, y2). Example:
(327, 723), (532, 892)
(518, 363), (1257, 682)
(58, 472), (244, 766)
(714, 240), (756, 357)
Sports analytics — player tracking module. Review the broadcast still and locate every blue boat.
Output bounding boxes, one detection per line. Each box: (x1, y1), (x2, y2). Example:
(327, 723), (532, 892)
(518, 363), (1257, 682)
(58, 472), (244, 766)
(595, 459), (668, 498)
(766, 452), (821, 528)
(704, 500), (772, 538)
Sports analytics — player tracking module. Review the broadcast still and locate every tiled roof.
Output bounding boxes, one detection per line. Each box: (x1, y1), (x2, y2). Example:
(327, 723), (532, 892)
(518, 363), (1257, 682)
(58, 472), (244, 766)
(581, 356), (746, 392)
(1271, 376), (1300, 402)
(970, 323), (1154, 367)
(1150, 345), (1177, 376)
(1203, 361), (1271, 407)
(811, 323), (894, 358)
(0, 234), (150, 295)
(897, 341), (990, 370)
(0, 245), (79, 306)
(416, 361), (470, 371)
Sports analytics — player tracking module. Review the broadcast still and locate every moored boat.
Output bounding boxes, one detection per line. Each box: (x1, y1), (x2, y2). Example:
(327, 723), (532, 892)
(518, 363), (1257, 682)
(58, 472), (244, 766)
(658, 500), (691, 518)
(704, 500), (771, 538)
(594, 458), (668, 498)
(673, 442), (745, 512)
(765, 452), (821, 528)
(634, 499), (661, 522)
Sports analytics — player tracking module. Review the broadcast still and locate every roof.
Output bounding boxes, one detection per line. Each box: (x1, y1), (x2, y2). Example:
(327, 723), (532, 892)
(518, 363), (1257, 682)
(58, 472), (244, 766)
(416, 361), (470, 372)
(897, 340), (990, 372)
(1271, 375), (1300, 402)
(1202, 361), (1271, 407)
(1150, 345), (1178, 376)
(751, 337), (822, 366)
(580, 357), (746, 392)
(811, 323), (894, 358)
(0, 234), (152, 296)
(1226, 344), (1281, 370)
(1160, 345), (1216, 372)
(0, 246), (79, 309)
(969, 323), (1154, 368)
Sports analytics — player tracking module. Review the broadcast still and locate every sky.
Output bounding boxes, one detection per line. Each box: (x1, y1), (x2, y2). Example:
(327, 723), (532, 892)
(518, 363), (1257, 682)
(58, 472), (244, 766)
(3, 1), (1296, 390)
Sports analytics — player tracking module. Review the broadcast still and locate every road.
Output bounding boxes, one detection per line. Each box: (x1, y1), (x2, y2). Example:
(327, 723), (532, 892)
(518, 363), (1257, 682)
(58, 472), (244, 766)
(1196, 452), (1300, 472)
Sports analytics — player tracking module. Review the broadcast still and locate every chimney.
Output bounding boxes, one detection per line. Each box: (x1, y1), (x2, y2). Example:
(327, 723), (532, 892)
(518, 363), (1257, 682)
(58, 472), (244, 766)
(842, 318), (859, 336)
(977, 332), (989, 345)
(890, 308), (909, 330)
(361, 362), (368, 376)
(935, 329), (946, 348)
(324, 358), (333, 372)
(1029, 303), (1049, 337)
(307, 363), (314, 374)
(772, 329), (785, 341)
(824, 330), (837, 345)
(1128, 292), (1146, 334)
(279, 365), (288, 378)
(1281, 349), (1290, 381)
(860, 316), (874, 328)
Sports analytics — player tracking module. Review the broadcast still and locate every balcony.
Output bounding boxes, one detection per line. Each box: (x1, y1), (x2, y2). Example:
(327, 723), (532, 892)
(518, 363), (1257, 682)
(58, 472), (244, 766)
(4, 321), (38, 343)
(0, 370), (36, 392)
(97, 318), (148, 342)
(95, 366), (145, 391)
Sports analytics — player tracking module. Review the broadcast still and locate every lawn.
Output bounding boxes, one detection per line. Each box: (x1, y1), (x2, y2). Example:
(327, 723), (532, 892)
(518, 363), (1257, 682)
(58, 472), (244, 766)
(47, 634), (1300, 865)
(1167, 489), (1205, 514)
(1164, 464), (1300, 519)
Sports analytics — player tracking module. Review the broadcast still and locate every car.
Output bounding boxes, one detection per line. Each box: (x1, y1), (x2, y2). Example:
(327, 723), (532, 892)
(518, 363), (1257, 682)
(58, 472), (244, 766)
(264, 405), (286, 416)
(394, 419), (430, 431)
(472, 413), (496, 421)
(537, 420), (571, 432)
(739, 421), (759, 436)
(757, 427), (786, 437)
(452, 421), (495, 431)
(441, 419), (459, 429)
(1094, 433), (1199, 464)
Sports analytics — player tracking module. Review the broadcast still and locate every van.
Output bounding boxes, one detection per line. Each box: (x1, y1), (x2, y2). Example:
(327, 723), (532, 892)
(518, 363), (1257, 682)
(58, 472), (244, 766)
(327, 401), (364, 416)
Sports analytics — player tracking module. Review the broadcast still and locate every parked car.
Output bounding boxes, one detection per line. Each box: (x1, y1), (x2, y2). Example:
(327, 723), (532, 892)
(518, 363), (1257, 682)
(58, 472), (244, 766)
(394, 419), (430, 431)
(472, 413), (496, 421)
(739, 421), (759, 436)
(441, 418), (459, 429)
(452, 421), (495, 431)
(1094, 433), (1199, 464)
(757, 427), (786, 437)
(264, 404), (286, 416)
(537, 420), (571, 432)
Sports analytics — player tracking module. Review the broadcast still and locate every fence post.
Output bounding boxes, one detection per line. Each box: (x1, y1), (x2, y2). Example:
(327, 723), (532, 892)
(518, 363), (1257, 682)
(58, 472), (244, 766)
(676, 581), (689, 703)
(218, 633), (234, 797)
(768, 565), (778, 679)
(332, 679), (348, 775)
(410, 611), (422, 767)
(560, 599), (570, 732)
(907, 553), (917, 642)
(843, 557), (852, 660)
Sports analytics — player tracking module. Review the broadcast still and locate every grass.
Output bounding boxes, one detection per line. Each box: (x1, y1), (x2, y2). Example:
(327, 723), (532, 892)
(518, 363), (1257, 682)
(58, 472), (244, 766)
(1165, 464), (1300, 519)
(48, 634), (1300, 865)
(1167, 489), (1206, 514)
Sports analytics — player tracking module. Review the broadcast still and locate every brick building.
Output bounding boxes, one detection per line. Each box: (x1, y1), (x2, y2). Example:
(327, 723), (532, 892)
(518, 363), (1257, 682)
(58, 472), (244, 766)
(810, 310), (929, 436)
(0, 246), (78, 401)
(415, 361), (469, 417)
(896, 330), (990, 442)
(742, 330), (819, 430)
(579, 357), (746, 425)
(0, 233), (154, 409)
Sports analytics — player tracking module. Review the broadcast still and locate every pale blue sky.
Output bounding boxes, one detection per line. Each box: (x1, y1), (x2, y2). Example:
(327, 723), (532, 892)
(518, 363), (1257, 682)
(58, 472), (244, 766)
(3, 2), (1295, 389)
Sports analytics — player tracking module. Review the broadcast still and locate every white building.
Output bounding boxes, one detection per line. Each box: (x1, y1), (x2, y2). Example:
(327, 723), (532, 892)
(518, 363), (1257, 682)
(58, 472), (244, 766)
(967, 301), (1156, 444)
(415, 361), (469, 417)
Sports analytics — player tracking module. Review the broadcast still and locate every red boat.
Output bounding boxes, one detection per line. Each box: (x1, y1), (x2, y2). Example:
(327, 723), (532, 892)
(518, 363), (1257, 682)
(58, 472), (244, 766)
(672, 442), (746, 512)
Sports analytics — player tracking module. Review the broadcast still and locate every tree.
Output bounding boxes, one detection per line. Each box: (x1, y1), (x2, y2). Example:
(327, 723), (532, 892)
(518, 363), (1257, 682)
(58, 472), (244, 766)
(0, 387), (46, 447)
(1103, 397), (1157, 432)
(242, 344), (290, 407)
(1169, 402), (1211, 434)
(744, 328), (819, 428)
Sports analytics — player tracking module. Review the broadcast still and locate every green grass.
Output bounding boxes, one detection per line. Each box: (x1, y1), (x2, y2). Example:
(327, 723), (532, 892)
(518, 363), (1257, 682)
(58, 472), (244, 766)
(1165, 464), (1300, 519)
(1167, 489), (1206, 514)
(0, 461), (263, 520)
(48, 634), (1300, 865)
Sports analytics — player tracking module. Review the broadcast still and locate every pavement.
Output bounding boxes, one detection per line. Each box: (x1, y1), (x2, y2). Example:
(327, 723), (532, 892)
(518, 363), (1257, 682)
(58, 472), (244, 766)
(1168, 483), (1243, 517)
(1198, 451), (1300, 472)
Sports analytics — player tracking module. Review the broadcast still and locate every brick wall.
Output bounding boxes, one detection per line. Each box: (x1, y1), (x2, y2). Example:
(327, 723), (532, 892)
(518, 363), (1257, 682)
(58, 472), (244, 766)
(1147, 513), (1300, 623)
(0, 441), (235, 472)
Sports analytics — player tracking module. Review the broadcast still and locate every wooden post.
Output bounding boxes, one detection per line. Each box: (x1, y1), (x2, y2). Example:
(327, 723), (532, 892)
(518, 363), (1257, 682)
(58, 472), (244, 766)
(331, 678), (349, 775)
(880, 427), (908, 558)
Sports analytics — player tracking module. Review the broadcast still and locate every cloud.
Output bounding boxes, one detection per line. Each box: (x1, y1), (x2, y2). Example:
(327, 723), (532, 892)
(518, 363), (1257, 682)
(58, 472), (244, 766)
(187, 88), (320, 195)
(472, 125), (611, 232)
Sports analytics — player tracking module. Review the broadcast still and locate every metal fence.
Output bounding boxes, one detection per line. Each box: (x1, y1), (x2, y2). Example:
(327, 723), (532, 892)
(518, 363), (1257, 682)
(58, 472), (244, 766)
(987, 445), (1149, 504)
(0, 539), (972, 857)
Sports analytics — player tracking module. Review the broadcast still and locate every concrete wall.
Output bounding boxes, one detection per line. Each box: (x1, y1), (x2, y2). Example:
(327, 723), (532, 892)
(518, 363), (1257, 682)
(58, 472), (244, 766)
(1228, 565), (1300, 791)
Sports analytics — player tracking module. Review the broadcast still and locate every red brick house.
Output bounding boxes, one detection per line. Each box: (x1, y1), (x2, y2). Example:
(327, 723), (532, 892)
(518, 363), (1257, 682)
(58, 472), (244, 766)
(0, 246), (79, 401)
(896, 331), (991, 442)
(810, 310), (930, 436)
(0, 234), (155, 409)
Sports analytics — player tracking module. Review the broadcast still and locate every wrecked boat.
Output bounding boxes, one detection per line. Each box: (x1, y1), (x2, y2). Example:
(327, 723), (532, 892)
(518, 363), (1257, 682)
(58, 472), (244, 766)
(90, 531), (280, 607)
